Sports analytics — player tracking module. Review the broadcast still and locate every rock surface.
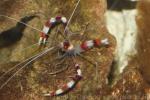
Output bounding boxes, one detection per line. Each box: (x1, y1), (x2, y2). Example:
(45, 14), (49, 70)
(107, 0), (150, 99)
(137, 0), (150, 83)
(0, 0), (116, 100)
(1, 0), (150, 100)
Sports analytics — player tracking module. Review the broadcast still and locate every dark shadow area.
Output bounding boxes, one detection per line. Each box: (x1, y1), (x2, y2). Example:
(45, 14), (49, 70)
(0, 15), (37, 48)
(107, 0), (137, 11)
(108, 60), (117, 85)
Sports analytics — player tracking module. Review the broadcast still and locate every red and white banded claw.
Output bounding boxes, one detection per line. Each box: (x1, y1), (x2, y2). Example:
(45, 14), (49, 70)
(101, 38), (109, 45)
(43, 64), (82, 97)
(80, 38), (109, 51)
(38, 16), (68, 46)
(38, 32), (49, 45)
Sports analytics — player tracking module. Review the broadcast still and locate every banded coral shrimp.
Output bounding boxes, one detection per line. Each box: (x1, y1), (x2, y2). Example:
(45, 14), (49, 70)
(32, 15), (109, 97)
(0, 0), (111, 98)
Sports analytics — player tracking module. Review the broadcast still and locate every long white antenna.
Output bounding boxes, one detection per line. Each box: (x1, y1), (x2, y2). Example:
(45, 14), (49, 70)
(63, 0), (81, 34)
(0, 47), (54, 89)
(0, 43), (40, 80)
(0, 14), (42, 32)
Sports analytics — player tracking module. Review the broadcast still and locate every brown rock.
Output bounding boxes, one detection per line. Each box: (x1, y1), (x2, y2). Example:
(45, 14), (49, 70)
(0, 0), (116, 100)
(137, 0), (150, 83)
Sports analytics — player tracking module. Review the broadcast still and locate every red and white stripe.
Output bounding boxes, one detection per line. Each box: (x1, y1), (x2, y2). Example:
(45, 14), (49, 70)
(39, 16), (67, 45)
(80, 38), (109, 51)
(59, 41), (75, 52)
(44, 64), (82, 97)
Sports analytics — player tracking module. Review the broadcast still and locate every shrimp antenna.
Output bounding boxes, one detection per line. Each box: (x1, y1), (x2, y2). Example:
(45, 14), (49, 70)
(0, 47), (55, 90)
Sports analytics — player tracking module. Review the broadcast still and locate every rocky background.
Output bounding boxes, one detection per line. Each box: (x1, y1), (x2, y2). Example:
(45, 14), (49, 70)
(137, 0), (150, 83)
(0, 0), (150, 100)
(107, 0), (150, 99)
(0, 0), (115, 100)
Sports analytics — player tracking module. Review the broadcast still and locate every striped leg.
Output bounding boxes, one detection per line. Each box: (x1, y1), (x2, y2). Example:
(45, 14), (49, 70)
(79, 38), (109, 51)
(39, 32), (49, 45)
(38, 21), (51, 45)
(39, 16), (68, 46)
(44, 64), (82, 97)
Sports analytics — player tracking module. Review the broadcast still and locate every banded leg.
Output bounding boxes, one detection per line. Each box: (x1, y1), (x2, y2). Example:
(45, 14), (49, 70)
(44, 64), (82, 97)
